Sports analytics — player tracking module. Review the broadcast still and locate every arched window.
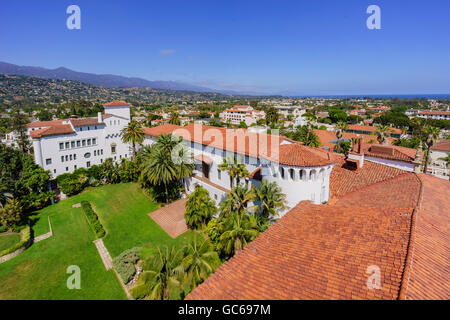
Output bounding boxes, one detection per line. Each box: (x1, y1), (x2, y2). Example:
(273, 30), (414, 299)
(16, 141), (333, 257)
(310, 170), (316, 181)
(299, 170), (305, 181)
(319, 169), (325, 181)
(280, 167), (285, 179)
(289, 168), (295, 180)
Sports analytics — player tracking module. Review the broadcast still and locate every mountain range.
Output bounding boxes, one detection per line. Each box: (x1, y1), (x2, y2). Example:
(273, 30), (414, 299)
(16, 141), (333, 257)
(0, 61), (238, 94)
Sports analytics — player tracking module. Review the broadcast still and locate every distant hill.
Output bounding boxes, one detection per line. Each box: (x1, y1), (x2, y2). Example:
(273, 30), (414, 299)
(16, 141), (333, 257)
(0, 61), (216, 92)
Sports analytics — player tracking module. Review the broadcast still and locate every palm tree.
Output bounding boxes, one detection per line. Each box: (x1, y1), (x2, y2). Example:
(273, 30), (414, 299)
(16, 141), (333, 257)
(155, 134), (179, 155)
(172, 143), (194, 188)
(423, 125), (441, 174)
(217, 212), (259, 257)
(218, 155), (249, 188)
(131, 246), (185, 300)
(252, 179), (287, 221)
(120, 120), (145, 159)
(141, 146), (178, 203)
(168, 113), (181, 125)
(334, 121), (348, 153)
(266, 107), (279, 125)
(181, 238), (219, 289)
(219, 184), (253, 218)
(375, 125), (392, 145)
(185, 186), (217, 229)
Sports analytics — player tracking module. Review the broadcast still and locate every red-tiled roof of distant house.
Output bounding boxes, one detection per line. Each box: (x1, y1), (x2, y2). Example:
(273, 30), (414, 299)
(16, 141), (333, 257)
(347, 124), (402, 135)
(186, 173), (449, 300)
(431, 139), (450, 152)
(70, 117), (104, 127)
(29, 124), (75, 138)
(103, 100), (130, 107)
(418, 111), (450, 116)
(363, 144), (422, 163)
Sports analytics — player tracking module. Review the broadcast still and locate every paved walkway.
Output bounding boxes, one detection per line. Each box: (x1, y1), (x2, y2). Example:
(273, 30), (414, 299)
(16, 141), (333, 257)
(93, 238), (113, 270)
(149, 198), (188, 238)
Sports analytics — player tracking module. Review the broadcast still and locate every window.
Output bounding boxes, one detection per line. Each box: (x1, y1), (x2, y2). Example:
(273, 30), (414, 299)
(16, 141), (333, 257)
(54, 169), (56, 174)
(69, 154), (73, 161)
(100, 159), (103, 163)
(46, 158), (52, 165)
(71, 141), (75, 148)
(66, 167), (69, 172)
(74, 165), (77, 170)
(74, 154), (77, 160)
(218, 169), (221, 180)
(80, 127), (83, 131)
(61, 156), (64, 162)
(87, 162), (91, 168)
(289, 168), (295, 180)
(92, 138), (96, 145)
(111, 144), (116, 154)
(87, 139), (91, 146)
(77, 140), (81, 147)
(59, 143), (64, 150)
(94, 150), (97, 156)
(65, 155), (69, 161)
(84, 153), (91, 158)
(65, 142), (70, 149)
(82, 140), (86, 147)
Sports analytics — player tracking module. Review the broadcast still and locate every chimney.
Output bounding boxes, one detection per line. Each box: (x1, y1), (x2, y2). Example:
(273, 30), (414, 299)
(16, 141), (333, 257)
(98, 112), (102, 123)
(347, 137), (364, 168)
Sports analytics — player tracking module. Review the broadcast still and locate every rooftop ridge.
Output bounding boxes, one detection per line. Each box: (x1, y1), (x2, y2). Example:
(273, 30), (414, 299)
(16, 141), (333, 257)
(398, 173), (424, 300)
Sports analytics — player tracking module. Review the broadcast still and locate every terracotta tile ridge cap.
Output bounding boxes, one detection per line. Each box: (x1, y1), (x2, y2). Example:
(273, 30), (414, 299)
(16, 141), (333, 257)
(398, 173), (424, 300)
(335, 171), (412, 201)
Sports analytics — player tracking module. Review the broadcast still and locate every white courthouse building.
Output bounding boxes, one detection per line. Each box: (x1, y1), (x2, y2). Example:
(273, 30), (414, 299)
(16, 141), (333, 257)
(143, 123), (334, 214)
(30, 101), (132, 177)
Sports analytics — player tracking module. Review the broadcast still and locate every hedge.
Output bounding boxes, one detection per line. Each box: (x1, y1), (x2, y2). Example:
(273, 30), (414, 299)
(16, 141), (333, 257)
(80, 201), (106, 238)
(0, 225), (31, 257)
(0, 225), (8, 233)
(112, 247), (141, 284)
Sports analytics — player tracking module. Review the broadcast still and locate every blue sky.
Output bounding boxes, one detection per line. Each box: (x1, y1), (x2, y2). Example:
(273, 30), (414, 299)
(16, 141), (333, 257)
(1, 0), (449, 95)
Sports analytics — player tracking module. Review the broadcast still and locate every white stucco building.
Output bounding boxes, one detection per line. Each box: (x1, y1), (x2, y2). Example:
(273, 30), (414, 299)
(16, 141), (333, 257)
(219, 105), (265, 126)
(143, 123), (334, 215)
(30, 101), (132, 177)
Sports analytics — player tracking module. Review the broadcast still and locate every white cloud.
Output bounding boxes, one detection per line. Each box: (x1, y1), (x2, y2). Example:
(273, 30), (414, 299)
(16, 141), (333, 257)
(159, 49), (176, 55)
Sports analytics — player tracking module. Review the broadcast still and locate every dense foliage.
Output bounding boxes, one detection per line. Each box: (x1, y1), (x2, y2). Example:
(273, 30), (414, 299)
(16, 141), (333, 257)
(113, 247), (141, 284)
(80, 200), (106, 238)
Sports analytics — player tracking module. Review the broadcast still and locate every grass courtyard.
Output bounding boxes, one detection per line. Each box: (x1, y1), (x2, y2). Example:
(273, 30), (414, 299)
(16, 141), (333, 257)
(0, 233), (21, 252)
(0, 183), (200, 300)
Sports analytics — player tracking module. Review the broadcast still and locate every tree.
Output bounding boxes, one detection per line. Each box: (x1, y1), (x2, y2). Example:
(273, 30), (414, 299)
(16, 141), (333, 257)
(10, 108), (30, 153)
(185, 186), (216, 230)
(423, 125), (441, 174)
(217, 212), (259, 258)
(0, 198), (23, 228)
(0, 189), (13, 209)
(251, 179), (287, 221)
(36, 109), (52, 121)
(140, 145), (178, 204)
(334, 121), (348, 151)
(168, 113), (181, 125)
(121, 120), (145, 159)
(131, 246), (185, 300)
(219, 184), (253, 218)
(329, 109), (348, 123)
(288, 125), (321, 147)
(375, 125), (392, 145)
(266, 107), (279, 125)
(218, 156), (249, 188)
(181, 238), (219, 289)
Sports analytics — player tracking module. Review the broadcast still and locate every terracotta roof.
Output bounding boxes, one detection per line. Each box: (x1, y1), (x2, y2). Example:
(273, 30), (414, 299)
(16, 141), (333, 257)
(187, 172), (449, 300)
(144, 124), (331, 168)
(329, 155), (406, 199)
(275, 144), (332, 167)
(29, 124), (75, 138)
(431, 140), (450, 152)
(364, 144), (421, 163)
(347, 124), (402, 134)
(418, 111), (450, 116)
(401, 174), (450, 300)
(313, 129), (383, 150)
(27, 119), (64, 128)
(70, 117), (104, 127)
(194, 154), (213, 164)
(104, 100), (130, 107)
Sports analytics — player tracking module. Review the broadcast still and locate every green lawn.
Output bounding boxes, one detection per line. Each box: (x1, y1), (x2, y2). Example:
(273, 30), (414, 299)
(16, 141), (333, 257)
(0, 234), (21, 252)
(0, 183), (199, 300)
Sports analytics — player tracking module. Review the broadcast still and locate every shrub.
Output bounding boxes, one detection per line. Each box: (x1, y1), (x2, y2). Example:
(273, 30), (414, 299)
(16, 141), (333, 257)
(80, 201), (105, 238)
(0, 225), (31, 257)
(0, 225), (8, 233)
(113, 247), (141, 284)
(130, 283), (152, 300)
